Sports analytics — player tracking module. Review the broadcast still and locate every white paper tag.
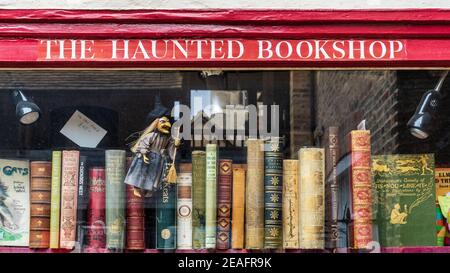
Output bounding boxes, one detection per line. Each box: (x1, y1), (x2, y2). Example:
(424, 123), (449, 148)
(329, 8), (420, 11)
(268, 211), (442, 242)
(60, 110), (107, 148)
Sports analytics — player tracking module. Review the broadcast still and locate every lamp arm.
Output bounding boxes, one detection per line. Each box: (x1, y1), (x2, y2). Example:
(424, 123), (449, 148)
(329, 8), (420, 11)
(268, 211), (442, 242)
(434, 70), (449, 93)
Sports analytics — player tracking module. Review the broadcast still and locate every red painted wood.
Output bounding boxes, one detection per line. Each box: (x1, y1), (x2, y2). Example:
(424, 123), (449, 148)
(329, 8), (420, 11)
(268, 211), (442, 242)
(0, 23), (449, 39)
(0, 9), (449, 24)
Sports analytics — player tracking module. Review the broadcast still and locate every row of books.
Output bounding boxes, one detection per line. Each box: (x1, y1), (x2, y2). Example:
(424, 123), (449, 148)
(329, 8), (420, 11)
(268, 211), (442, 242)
(0, 129), (449, 250)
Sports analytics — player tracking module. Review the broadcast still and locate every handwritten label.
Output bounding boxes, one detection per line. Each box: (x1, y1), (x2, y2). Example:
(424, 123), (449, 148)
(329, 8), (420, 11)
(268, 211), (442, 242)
(60, 110), (107, 148)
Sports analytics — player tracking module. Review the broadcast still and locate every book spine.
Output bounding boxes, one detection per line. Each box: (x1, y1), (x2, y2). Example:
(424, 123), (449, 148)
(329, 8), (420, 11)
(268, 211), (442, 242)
(264, 138), (283, 249)
(177, 164), (193, 249)
(350, 130), (373, 249)
(76, 155), (90, 248)
(231, 167), (246, 249)
(59, 151), (80, 249)
(126, 185), (145, 250)
(29, 161), (52, 248)
(217, 159), (233, 249)
(49, 151), (62, 249)
(325, 127), (340, 249)
(245, 139), (264, 249)
(192, 151), (206, 249)
(282, 160), (299, 249)
(205, 144), (218, 249)
(298, 148), (325, 249)
(156, 162), (177, 249)
(144, 196), (156, 249)
(86, 167), (106, 249)
(105, 150), (126, 250)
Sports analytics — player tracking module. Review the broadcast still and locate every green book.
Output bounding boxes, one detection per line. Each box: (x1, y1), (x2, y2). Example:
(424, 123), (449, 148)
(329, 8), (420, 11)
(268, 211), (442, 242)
(105, 150), (126, 250)
(372, 154), (437, 247)
(205, 144), (218, 248)
(156, 162), (177, 249)
(263, 137), (283, 248)
(192, 151), (206, 249)
(49, 151), (62, 249)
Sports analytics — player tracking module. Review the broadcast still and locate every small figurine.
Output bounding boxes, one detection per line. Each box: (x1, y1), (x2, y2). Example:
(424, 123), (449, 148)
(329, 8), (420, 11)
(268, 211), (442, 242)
(124, 97), (180, 197)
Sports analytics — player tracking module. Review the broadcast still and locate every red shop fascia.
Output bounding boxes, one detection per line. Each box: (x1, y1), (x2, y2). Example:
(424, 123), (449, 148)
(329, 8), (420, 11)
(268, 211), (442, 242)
(0, 9), (449, 69)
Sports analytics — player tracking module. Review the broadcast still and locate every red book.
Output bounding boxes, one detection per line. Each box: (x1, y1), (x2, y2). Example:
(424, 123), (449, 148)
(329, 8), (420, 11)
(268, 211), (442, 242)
(216, 159), (233, 249)
(348, 130), (373, 249)
(86, 167), (106, 249)
(126, 185), (145, 250)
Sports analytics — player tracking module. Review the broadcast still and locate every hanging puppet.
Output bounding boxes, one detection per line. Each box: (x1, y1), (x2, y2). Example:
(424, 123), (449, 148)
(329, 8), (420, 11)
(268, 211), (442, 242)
(124, 96), (181, 197)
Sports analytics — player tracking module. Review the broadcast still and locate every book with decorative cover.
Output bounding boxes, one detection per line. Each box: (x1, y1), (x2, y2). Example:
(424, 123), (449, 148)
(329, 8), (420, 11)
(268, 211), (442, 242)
(373, 154), (436, 247)
(298, 148), (325, 249)
(86, 167), (106, 249)
(29, 161), (52, 248)
(49, 151), (62, 249)
(76, 155), (90, 249)
(192, 151), (206, 249)
(0, 159), (30, 247)
(282, 160), (299, 249)
(177, 163), (192, 250)
(105, 150), (126, 250)
(231, 167), (246, 249)
(217, 159), (232, 249)
(324, 126), (340, 249)
(205, 144), (218, 249)
(156, 162), (177, 249)
(60, 150), (80, 249)
(435, 168), (450, 245)
(246, 139), (264, 249)
(264, 138), (283, 249)
(348, 130), (373, 249)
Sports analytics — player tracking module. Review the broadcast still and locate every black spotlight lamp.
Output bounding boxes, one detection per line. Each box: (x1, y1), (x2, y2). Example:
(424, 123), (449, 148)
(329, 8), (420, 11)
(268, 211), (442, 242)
(407, 71), (448, 139)
(11, 90), (41, 125)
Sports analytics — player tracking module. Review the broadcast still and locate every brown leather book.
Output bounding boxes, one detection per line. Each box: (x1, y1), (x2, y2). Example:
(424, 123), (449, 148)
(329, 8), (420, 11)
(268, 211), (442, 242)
(231, 167), (246, 249)
(29, 161), (52, 248)
(216, 159), (233, 249)
(126, 185), (145, 250)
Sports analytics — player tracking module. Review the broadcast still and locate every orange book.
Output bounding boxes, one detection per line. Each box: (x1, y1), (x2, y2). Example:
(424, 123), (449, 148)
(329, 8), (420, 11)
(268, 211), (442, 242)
(231, 167), (246, 249)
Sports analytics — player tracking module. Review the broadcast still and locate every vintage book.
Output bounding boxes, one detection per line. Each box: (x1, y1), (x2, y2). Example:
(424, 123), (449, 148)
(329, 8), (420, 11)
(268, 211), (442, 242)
(144, 197), (156, 249)
(177, 163), (193, 250)
(156, 162), (177, 249)
(59, 150), (80, 249)
(298, 148), (325, 249)
(231, 167), (246, 249)
(435, 168), (450, 245)
(348, 130), (373, 249)
(245, 139), (264, 249)
(76, 155), (90, 248)
(105, 150), (126, 250)
(126, 185), (145, 250)
(86, 167), (106, 249)
(29, 161), (52, 248)
(324, 126), (340, 249)
(205, 144), (218, 249)
(126, 156), (145, 250)
(282, 160), (299, 249)
(264, 138), (283, 249)
(49, 151), (62, 249)
(192, 150), (206, 249)
(217, 159), (233, 249)
(373, 154), (437, 247)
(0, 159), (30, 247)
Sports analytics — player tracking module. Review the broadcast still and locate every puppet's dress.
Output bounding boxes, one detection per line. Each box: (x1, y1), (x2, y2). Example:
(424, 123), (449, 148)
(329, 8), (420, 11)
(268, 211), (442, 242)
(124, 132), (175, 192)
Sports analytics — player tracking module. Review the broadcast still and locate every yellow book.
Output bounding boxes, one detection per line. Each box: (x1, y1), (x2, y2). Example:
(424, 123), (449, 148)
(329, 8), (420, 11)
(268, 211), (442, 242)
(282, 160), (299, 248)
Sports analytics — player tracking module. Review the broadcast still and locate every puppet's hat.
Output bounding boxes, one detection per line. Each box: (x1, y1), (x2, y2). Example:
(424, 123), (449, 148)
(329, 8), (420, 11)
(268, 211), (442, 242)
(146, 94), (170, 123)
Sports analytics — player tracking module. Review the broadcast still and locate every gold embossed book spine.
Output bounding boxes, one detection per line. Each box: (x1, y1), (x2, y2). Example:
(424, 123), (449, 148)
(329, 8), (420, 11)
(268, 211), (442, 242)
(216, 159), (232, 249)
(298, 148), (325, 249)
(282, 160), (299, 249)
(177, 163), (193, 250)
(245, 139), (264, 249)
